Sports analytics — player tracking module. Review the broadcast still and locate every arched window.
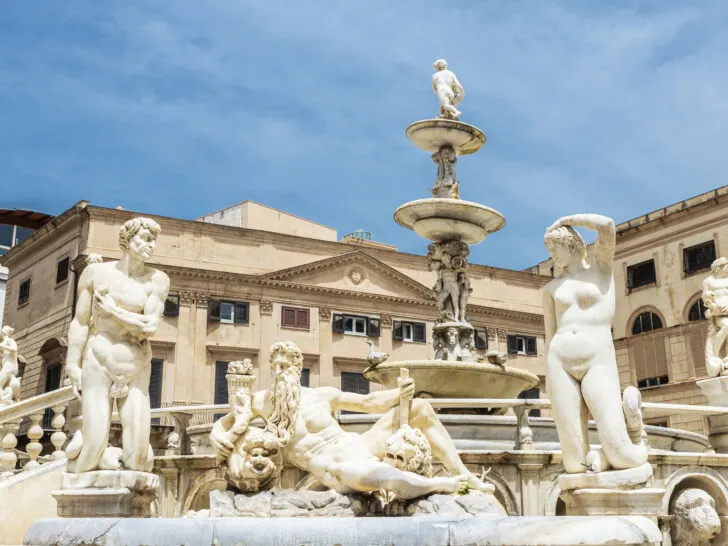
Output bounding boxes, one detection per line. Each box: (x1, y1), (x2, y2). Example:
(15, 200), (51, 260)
(688, 299), (708, 321)
(632, 311), (663, 335)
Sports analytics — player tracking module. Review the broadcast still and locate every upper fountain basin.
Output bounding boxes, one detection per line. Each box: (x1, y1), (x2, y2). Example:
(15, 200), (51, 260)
(395, 198), (505, 245)
(406, 119), (486, 155)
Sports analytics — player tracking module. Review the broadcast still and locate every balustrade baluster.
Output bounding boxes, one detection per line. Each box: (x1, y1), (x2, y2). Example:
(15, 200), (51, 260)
(0, 419), (21, 479)
(50, 404), (68, 459)
(24, 411), (45, 469)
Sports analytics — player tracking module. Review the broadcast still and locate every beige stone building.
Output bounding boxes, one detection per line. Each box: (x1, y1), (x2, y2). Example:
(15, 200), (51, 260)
(2, 200), (547, 412)
(529, 185), (728, 435)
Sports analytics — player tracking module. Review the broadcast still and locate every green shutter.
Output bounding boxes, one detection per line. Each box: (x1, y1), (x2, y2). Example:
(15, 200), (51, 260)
(413, 322), (426, 343)
(507, 335), (518, 354)
(208, 299), (221, 321)
(367, 318), (381, 338)
(392, 321), (404, 340)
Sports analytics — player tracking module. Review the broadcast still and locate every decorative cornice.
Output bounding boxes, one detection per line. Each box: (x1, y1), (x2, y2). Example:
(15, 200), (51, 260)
(261, 250), (434, 300)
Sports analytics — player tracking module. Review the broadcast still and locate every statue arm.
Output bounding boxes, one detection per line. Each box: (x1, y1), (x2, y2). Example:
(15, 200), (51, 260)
(65, 267), (94, 393)
(332, 387), (401, 414)
(550, 213), (615, 271)
(98, 272), (170, 336)
(452, 76), (464, 104)
(543, 287), (557, 348)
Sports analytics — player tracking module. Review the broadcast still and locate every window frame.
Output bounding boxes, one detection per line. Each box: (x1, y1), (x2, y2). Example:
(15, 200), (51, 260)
(18, 278), (31, 307)
(55, 256), (70, 286)
(332, 313), (380, 338)
(508, 334), (538, 356)
(683, 240), (716, 276)
(281, 306), (311, 330)
(392, 320), (427, 343)
(631, 311), (663, 336)
(626, 259), (657, 290)
(208, 299), (249, 325)
(688, 298), (707, 322)
(163, 294), (181, 317)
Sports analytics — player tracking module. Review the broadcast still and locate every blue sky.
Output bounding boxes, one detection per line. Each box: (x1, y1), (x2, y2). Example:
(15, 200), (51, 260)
(2, 2), (727, 270)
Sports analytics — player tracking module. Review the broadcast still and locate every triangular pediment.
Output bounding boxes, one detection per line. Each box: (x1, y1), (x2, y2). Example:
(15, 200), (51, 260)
(260, 251), (433, 300)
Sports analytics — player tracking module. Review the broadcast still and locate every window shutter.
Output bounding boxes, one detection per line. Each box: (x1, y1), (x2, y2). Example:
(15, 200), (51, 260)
(475, 329), (488, 349)
(507, 335), (518, 354)
(332, 314), (345, 333)
(367, 318), (381, 338)
(43, 363), (63, 428)
(413, 322), (426, 343)
(300, 368), (311, 388)
(296, 309), (310, 329)
(234, 302), (249, 324)
(208, 299), (221, 321)
(282, 307), (296, 327)
(525, 336), (538, 355)
(56, 257), (70, 284)
(342, 372), (369, 395)
(213, 361), (229, 420)
(393, 321), (404, 340)
(148, 359), (164, 409)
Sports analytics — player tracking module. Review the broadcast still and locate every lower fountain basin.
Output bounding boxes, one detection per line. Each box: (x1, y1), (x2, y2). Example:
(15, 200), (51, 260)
(394, 198), (505, 245)
(364, 360), (539, 399)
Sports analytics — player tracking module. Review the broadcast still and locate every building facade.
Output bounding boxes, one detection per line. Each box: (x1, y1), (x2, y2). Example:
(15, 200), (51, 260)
(529, 185), (728, 435)
(2, 201), (548, 412)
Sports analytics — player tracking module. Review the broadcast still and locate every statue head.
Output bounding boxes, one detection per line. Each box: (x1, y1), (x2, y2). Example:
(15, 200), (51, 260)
(1, 325), (14, 339)
(265, 341), (303, 446)
(383, 425), (433, 477)
(226, 427), (283, 493)
(671, 488), (721, 546)
(350, 269), (364, 285)
(711, 257), (728, 278)
(119, 217), (161, 261)
(544, 225), (586, 273)
(447, 327), (459, 347)
(433, 59), (448, 71)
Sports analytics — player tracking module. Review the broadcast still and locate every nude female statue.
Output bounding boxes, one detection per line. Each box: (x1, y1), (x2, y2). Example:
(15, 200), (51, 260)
(65, 217), (170, 473)
(543, 214), (647, 474)
(0, 326), (21, 405)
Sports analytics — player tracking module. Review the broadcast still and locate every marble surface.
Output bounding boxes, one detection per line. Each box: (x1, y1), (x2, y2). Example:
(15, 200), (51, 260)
(406, 119), (485, 155)
(702, 257), (728, 377)
(25, 515), (663, 545)
(432, 59), (464, 120)
(0, 325), (22, 406)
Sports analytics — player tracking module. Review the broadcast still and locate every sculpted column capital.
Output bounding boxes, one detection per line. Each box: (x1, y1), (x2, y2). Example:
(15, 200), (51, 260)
(179, 292), (195, 305)
(260, 300), (273, 316)
(496, 328), (507, 339)
(195, 294), (209, 307)
(486, 327), (497, 340)
(380, 314), (393, 328)
(319, 307), (332, 321)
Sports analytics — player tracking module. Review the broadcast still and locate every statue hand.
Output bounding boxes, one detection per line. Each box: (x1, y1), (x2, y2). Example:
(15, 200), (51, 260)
(397, 376), (415, 401)
(93, 289), (116, 317)
(210, 426), (235, 459)
(66, 364), (83, 399)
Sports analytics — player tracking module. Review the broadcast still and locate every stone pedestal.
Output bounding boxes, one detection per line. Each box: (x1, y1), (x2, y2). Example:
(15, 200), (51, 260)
(25, 515), (663, 546)
(52, 470), (159, 518)
(558, 463), (664, 521)
(697, 376), (728, 453)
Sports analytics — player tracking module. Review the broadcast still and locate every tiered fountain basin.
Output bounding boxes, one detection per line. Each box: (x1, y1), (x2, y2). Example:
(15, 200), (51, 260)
(406, 119), (486, 155)
(394, 198), (506, 245)
(364, 360), (539, 399)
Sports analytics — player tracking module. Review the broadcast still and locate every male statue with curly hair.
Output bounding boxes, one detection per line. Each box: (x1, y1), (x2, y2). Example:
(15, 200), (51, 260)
(65, 217), (169, 473)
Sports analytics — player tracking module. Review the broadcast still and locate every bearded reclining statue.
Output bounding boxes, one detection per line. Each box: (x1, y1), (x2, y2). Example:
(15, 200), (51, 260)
(207, 341), (499, 517)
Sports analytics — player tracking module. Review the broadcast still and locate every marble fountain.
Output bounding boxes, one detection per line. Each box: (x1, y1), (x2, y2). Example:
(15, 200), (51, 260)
(25, 59), (728, 546)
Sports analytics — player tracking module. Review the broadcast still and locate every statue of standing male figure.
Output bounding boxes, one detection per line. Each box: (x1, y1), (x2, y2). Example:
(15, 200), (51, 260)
(64, 217), (170, 473)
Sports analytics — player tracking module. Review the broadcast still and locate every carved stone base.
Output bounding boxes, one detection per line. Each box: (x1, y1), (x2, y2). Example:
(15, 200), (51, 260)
(433, 321), (478, 362)
(52, 470), (159, 518)
(191, 488), (506, 518)
(558, 464), (664, 519)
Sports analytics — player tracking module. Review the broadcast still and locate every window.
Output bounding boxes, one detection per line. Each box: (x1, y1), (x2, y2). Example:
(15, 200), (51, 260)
(14, 227), (33, 245)
(56, 257), (70, 285)
(164, 294), (180, 317)
(332, 314), (380, 337)
(18, 279), (30, 306)
(301, 368), (310, 388)
(340, 371), (370, 415)
(626, 260), (656, 289)
(518, 387), (541, 417)
(149, 359), (163, 424)
(474, 329), (488, 350)
(688, 299), (707, 322)
(282, 306), (310, 329)
(631, 311), (663, 335)
(42, 363), (62, 428)
(392, 321), (426, 343)
(683, 241), (716, 275)
(0, 225), (13, 248)
(214, 361), (229, 420)
(508, 335), (537, 356)
(208, 300), (249, 324)
(637, 375), (669, 389)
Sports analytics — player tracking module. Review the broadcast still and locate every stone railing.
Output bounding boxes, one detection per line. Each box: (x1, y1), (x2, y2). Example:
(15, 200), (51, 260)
(148, 404), (227, 455)
(0, 386), (74, 480)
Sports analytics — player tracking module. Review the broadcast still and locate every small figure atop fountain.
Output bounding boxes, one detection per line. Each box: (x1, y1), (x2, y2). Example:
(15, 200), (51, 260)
(432, 59), (464, 120)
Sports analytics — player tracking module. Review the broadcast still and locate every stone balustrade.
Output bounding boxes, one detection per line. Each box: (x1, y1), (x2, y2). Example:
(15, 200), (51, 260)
(0, 385), (74, 479)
